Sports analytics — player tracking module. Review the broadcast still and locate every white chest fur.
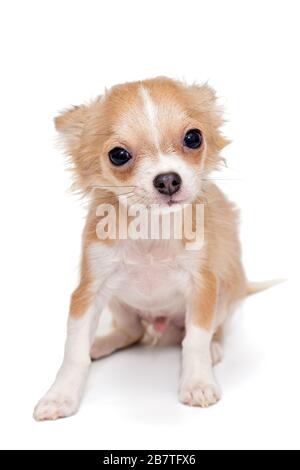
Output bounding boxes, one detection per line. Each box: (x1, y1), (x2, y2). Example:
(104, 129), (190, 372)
(89, 239), (201, 318)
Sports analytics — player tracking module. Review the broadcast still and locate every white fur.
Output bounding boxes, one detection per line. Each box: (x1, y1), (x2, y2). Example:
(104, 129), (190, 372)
(34, 79), (232, 421)
(210, 340), (223, 365)
(179, 323), (220, 407)
(92, 238), (198, 316)
(140, 86), (160, 150)
(33, 305), (99, 420)
(137, 153), (201, 205)
(34, 237), (204, 419)
(131, 86), (203, 206)
(91, 298), (144, 359)
(34, 218), (215, 419)
(33, 261), (114, 420)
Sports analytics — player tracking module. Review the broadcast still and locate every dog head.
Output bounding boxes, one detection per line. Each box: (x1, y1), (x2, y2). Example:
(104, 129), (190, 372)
(56, 77), (228, 206)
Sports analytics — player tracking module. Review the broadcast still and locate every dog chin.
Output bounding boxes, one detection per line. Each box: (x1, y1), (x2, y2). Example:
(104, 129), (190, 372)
(149, 197), (192, 215)
(153, 190), (192, 206)
(166, 194), (197, 206)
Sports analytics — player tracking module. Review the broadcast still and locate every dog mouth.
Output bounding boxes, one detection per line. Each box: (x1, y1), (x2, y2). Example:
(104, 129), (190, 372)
(126, 188), (192, 208)
(151, 190), (188, 206)
(167, 199), (181, 206)
(153, 196), (190, 209)
(164, 193), (191, 206)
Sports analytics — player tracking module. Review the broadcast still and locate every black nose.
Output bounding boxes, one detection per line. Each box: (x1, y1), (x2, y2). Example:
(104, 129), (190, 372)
(153, 172), (182, 196)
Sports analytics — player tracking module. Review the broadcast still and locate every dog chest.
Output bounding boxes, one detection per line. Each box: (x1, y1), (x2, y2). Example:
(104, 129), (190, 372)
(116, 240), (194, 311)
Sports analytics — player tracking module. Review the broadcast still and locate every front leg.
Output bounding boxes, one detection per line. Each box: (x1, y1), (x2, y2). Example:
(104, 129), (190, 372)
(33, 281), (105, 421)
(179, 271), (220, 407)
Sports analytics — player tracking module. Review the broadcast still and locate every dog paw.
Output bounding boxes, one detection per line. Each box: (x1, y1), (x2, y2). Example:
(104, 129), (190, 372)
(33, 392), (79, 421)
(179, 382), (221, 408)
(210, 341), (223, 365)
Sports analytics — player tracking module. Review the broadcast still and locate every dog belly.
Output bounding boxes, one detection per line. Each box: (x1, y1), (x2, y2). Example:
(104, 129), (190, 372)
(116, 265), (188, 318)
(117, 284), (186, 341)
(117, 282), (186, 316)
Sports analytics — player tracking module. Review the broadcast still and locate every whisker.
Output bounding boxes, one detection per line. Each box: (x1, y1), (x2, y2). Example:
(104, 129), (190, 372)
(202, 178), (243, 181)
(93, 185), (137, 190)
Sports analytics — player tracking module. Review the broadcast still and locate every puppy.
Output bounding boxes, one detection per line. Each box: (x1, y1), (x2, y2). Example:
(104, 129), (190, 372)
(34, 77), (264, 420)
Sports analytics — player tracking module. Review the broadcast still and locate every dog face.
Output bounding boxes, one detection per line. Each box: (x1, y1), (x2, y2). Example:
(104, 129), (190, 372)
(56, 77), (228, 205)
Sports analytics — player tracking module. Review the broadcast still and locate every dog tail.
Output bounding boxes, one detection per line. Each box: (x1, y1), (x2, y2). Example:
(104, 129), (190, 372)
(246, 279), (286, 296)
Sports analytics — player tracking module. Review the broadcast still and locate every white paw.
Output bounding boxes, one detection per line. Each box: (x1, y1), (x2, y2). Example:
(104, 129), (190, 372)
(210, 341), (223, 365)
(33, 392), (79, 421)
(179, 382), (221, 408)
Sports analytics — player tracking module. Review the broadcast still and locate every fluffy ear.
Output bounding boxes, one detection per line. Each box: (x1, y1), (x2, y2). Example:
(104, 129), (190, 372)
(55, 104), (91, 149)
(54, 98), (103, 193)
(189, 82), (218, 108)
(188, 83), (230, 169)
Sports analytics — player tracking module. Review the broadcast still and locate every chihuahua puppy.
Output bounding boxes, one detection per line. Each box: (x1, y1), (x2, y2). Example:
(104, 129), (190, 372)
(34, 77), (263, 421)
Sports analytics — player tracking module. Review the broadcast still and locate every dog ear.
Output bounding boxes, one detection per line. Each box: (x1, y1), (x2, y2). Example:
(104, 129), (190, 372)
(54, 98), (103, 192)
(55, 95), (103, 147)
(55, 104), (91, 149)
(189, 82), (218, 108)
(188, 83), (230, 168)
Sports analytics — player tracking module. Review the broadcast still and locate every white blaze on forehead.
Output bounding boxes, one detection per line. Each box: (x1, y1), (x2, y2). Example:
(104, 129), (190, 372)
(140, 86), (160, 150)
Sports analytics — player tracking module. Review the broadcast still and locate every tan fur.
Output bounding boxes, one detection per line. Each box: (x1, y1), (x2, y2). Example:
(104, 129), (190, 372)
(57, 77), (246, 324)
(65, 80), (237, 341)
(191, 270), (218, 329)
(55, 77), (229, 193)
(33, 77), (274, 420)
(55, 78), (244, 323)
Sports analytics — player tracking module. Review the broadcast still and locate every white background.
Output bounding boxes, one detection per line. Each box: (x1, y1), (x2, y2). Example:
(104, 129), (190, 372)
(0, 0), (299, 450)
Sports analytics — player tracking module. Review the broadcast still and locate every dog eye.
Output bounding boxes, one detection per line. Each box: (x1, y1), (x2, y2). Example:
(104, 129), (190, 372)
(183, 129), (203, 149)
(108, 147), (132, 166)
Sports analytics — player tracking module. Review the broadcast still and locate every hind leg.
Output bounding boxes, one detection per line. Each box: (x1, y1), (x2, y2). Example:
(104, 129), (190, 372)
(210, 326), (224, 365)
(210, 284), (231, 366)
(210, 282), (239, 365)
(91, 298), (143, 360)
